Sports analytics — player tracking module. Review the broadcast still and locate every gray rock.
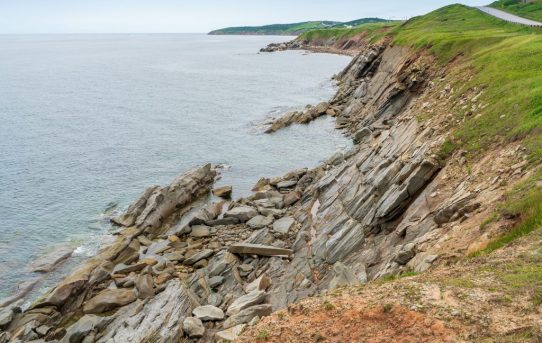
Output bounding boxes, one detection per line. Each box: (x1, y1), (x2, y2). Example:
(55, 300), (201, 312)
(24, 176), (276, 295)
(113, 261), (148, 275)
(228, 243), (293, 257)
(272, 217), (295, 234)
(244, 274), (271, 293)
(226, 290), (267, 316)
(283, 191), (302, 206)
(63, 315), (112, 343)
(192, 305), (224, 321)
(395, 243), (416, 265)
(183, 317), (204, 338)
(205, 217), (240, 226)
(183, 249), (214, 266)
(329, 262), (359, 289)
(208, 276), (224, 288)
(112, 164), (216, 235)
(277, 180), (297, 189)
(27, 247), (74, 273)
(223, 304), (272, 329)
(0, 308), (14, 329)
(215, 324), (247, 342)
(207, 293), (223, 307)
(224, 206), (258, 222)
(189, 225), (211, 238)
(353, 127), (372, 144)
(83, 289), (137, 314)
(246, 215), (274, 229)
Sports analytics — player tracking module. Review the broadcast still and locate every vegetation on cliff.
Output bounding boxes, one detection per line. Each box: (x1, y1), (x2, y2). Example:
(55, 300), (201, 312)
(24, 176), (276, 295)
(208, 18), (388, 35)
(491, 0), (542, 22)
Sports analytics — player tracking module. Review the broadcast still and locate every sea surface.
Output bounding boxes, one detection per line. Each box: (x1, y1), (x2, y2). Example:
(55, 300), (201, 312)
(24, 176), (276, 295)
(0, 34), (351, 301)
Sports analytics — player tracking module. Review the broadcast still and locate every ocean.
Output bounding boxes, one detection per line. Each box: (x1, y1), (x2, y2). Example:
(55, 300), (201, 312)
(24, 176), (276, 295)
(0, 33), (351, 301)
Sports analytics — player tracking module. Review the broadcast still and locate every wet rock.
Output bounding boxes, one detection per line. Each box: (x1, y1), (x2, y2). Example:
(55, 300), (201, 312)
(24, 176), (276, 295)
(224, 206), (258, 222)
(329, 262), (359, 289)
(183, 249), (214, 266)
(213, 186), (232, 199)
(192, 305), (224, 321)
(183, 317), (204, 338)
(83, 289), (137, 314)
(223, 304), (273, 329)
(0, 308), (14, 329)
(272, 217), (295, 234)
(111, 186), (160, 227)
(27, 247), (74, 273)
(229, 243), (293, 257)
(247, 215), (274, 229)
(215, 324), (247, 341)
(226, 290), (267, 316)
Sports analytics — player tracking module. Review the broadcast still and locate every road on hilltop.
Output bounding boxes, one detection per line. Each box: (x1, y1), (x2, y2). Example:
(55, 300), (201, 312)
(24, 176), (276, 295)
(477, 6), (542, 27)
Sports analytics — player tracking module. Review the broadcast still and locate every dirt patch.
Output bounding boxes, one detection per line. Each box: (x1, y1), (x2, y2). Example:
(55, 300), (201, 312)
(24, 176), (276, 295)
(239, 298), (457, 343)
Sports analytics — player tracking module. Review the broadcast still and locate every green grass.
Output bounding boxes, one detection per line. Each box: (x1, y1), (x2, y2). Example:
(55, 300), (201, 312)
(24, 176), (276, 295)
(473, 171), (542, 256)
(299, 22), (400, 43)
(391, 5), (542, 252)
(209, 18), (389, 36)
(491, 0), (542, 22)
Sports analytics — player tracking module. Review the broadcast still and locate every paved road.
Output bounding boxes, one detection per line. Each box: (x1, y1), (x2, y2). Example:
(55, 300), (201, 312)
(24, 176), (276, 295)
(477, 6), (542, 27)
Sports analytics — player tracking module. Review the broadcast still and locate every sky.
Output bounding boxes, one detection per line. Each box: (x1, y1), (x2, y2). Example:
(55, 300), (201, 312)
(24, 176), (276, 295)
(0, 0), (490, 34)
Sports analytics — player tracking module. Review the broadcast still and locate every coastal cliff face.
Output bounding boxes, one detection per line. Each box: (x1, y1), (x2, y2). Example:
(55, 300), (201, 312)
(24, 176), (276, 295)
(2, 7), (542, 343)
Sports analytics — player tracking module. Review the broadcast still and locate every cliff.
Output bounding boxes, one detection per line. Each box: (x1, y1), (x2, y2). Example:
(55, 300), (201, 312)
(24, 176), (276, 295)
(2, 4), (542, 343)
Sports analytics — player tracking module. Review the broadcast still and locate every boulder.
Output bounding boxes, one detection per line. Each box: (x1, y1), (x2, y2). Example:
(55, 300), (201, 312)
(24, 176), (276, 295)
(183, 317), (204, 338)
(215, 324), (247, 342)
(63, 315), (113, 343)
(192, 305), (224, 321)
(206, 217), (240, 226)
(283, 191), (302, 206)
(224, 206), (258, 222)
(207, 293), (223, 307)
(272, 217), (295, 234)
(353, 127), (372, 144)
(112, 164), (216, 235)
(135, 274), (154, 299)
(395, 243), (416, 265)
(208, 276), (224, 288)
(276, 180), (297, 189)
(223, 305), (273, 329)
(83, 289), (137, 314)
(183, 249), (214, 266)
(228, 243), (293, 257)
(226, 290), (266, 316)
(246, 215), (274, 229)
(244, 274), (271, 293)
(212, 186), (232, 199)
(189, 225), (211, 238)
(329, 262), (360, 289)
(27, 247), (74, 273)
(0, 308), (13, 329)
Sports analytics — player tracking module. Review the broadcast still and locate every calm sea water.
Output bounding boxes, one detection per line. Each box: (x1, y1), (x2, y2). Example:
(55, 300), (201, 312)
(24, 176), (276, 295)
(0, 34), (351, 300)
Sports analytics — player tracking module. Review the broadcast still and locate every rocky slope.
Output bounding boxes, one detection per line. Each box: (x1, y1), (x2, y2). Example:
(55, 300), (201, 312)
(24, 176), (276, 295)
(2, 5), (542, 343)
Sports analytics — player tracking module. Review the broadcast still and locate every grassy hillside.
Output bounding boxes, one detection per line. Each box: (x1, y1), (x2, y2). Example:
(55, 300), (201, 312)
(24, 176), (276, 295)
(298, 22), (400, 43)
(491, 0), (542, 22)
(209, 18), (387, 35)
(392, 4), (542, 253)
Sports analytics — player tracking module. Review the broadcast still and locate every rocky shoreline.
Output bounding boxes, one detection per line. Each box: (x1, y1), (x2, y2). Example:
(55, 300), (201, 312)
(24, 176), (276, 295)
(0, 33), (527, 343)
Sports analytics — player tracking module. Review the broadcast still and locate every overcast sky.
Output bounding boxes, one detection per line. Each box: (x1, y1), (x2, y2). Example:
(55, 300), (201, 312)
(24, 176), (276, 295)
(0, 0), (490, 34)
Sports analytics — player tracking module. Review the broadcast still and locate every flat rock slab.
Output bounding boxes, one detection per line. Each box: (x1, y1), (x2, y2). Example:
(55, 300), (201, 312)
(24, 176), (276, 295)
(192, 305), (224, 321)
(228, 243), (293, 257)
(83, 289), (137, 314)
(27, 247), (74, 273)
(272, 217), (295, 234)
(212, 186), (232, 198)
(189, 225), (211, 238)
(246, 215), (274, 229)
(215, 324), (246, 341)
(183, 249), (214, 266)
(224, 206), (258, 223)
